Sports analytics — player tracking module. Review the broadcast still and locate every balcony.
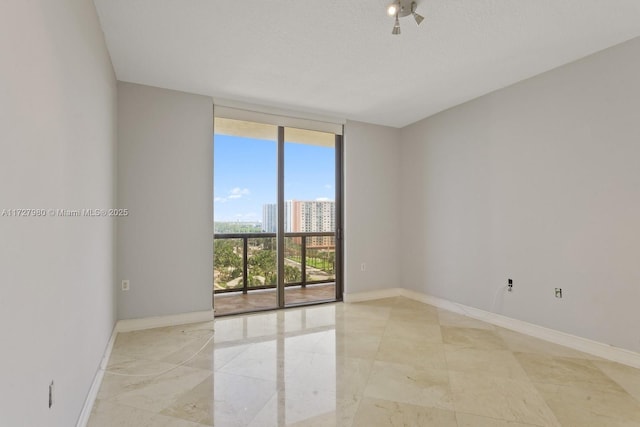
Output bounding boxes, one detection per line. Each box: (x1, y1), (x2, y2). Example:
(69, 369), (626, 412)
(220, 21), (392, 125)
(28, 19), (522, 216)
(214, 232), (336, 315)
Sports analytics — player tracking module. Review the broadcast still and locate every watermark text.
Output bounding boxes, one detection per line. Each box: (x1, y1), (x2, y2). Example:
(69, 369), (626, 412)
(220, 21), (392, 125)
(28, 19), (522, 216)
(1, 208), (129, 217)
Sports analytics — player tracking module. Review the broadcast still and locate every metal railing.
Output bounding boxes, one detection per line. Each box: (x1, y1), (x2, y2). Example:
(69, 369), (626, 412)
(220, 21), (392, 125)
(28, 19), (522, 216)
(214, 232), (336, 294)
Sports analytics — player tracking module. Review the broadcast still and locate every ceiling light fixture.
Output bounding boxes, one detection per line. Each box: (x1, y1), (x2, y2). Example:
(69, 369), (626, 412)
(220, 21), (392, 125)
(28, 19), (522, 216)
(412, 2), (424, 25)
(387, 0), (424, 35)
(392, 14), (401, 35)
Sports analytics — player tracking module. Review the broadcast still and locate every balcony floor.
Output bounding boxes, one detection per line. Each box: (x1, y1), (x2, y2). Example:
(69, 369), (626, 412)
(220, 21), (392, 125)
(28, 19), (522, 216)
(214, 283), (336, 316)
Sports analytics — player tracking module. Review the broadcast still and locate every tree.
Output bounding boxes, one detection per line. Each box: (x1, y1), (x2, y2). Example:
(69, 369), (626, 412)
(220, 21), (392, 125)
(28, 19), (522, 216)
(248, 248), (277, 285)
(284, 265), (301, 283)
(214, 239), (242, 283)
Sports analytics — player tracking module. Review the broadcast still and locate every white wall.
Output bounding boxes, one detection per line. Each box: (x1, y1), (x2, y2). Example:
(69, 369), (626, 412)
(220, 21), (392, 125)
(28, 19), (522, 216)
(0, 1), (117, 425)
(117, 82), (213, 320)
(344, 121), (401, 295)
(400, 37), (640, 353)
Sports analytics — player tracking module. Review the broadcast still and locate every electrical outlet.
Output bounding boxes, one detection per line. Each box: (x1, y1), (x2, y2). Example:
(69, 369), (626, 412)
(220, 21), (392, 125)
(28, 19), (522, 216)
(555, 288), (563, 298)
(49, 381), (54, 409)
(121, 280), (130, 291)
(360, 263), (366, 272)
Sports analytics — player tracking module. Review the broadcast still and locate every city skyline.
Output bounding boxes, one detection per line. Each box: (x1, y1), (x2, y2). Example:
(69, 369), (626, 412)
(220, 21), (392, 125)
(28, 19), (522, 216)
(214, 133), (336, 222)
(262, 200), (335, 232)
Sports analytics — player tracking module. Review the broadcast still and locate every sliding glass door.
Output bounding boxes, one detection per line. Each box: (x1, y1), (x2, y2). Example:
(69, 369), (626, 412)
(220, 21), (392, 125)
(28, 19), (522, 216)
(283, 128), (338, 306)
(213, 119), (279, 314)
(213, 117), (342, 316)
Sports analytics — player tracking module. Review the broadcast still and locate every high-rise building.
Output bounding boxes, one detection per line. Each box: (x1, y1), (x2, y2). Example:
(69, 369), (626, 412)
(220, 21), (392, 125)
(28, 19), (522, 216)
(292, 200), (334, 247)
(263, 200), (335, 248)
(261, 201), (293, 232)
(262, 204), (276, 232)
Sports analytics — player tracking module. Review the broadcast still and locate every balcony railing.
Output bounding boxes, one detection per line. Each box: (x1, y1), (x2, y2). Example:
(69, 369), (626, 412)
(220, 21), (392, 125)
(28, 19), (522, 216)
(214, 232), (336, 294)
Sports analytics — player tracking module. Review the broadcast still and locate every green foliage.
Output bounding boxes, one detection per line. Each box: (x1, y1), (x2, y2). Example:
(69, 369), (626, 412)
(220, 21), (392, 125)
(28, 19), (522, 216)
(284, 240), (301, 257)
(214, 239), (242, 283)
(284, 265), (301, 284)
(248, 248), (277, 286)
(238, 276), (263, 287)
(289, 251), (335, 275)
(214, 236), (335, 290)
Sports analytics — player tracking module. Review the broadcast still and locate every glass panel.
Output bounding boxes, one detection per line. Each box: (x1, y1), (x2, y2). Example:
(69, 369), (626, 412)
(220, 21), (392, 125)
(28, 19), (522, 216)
(283, 127), (336, 306)
(247, 237), (277, 288)
(214, 118), (276, 232)
(284, 237), (304, 285)
(213, 118), (277, 315)
(213, 119), (339, 314)
(305, 236), (336, 283)
(213, 238), (243, 291)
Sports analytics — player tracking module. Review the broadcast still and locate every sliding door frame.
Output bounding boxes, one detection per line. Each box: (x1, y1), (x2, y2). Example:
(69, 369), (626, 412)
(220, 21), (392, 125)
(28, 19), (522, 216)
(334, 133), (344, 303)
(213, 106), (344, 313)
(275, 127), (343, 307)
(276, 127), (286, 307)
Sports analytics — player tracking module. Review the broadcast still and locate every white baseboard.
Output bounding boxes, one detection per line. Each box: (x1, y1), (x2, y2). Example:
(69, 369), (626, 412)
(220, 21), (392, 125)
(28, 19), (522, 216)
(76, 326), (118, 427)
(343, 287), (402, 303)
(346, 287), (640, 369)
(115, 310), (214, 333)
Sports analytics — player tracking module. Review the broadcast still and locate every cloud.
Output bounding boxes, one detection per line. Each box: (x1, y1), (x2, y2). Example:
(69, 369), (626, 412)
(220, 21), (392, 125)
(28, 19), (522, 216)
(228, 187), (250, 199)
(215, 187), (251, 203)
(316, 197), (331, 201)
(324, 184), (332, 189)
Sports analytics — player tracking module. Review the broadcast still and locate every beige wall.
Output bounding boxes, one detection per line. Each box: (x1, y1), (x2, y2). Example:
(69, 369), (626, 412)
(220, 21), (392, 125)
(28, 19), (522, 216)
(117, 82), (213, 319)
(344, 121), (401, 295)
(400, 37), (640, 352)
(0, 1), (117, 425)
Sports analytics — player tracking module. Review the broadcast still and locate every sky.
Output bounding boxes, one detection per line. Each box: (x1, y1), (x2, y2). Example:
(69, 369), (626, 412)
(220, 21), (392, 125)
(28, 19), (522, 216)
(214, 134), (336, 222)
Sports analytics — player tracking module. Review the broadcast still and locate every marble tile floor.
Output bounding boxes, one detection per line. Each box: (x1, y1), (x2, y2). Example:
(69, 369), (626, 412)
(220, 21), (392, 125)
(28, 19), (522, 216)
(88, 297), (640, 426)
(214, 283), (336, 316)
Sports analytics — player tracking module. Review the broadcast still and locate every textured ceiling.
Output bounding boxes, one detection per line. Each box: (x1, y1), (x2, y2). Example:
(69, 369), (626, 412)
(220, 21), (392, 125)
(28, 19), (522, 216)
(94, 0), (640, 128)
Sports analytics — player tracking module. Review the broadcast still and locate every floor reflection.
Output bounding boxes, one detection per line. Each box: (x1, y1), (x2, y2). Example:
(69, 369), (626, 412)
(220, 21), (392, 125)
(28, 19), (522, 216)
(88, 298), (640, 427)
(214, 305), (341, 426)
